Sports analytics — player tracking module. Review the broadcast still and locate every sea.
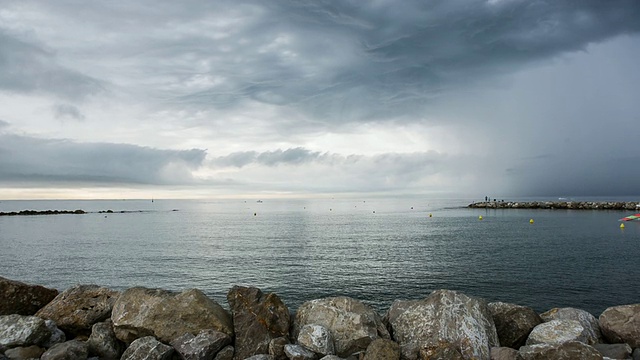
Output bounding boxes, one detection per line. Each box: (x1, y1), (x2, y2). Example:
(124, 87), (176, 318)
(1, 196), (639, 317)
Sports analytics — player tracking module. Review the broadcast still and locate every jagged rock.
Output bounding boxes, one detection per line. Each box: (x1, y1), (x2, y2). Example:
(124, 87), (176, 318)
(0, 315), (51, 348)
(170, 329), (231, 360)
(540, 307), (602, 344)
(362, 338), (399, 360)
(599, 304), (640, 347)
(42, 320), (66, 348)
(227, 286), (290, 359)
(386, 290), (498, 360)
(245, 355), (274, 360)
(298, 324), (335, 356)
(490, 347), (518, 360)
(488, 302), (542, 348)
(419, 340), (464, 360)
(3, 345), (45, 359)
(284, 344), (317, 360)
(0, 277), (59, 316)
(517, 341), (603, 359)
(319, 356), (344, 360)
(111, 287), (233, 344)
(526, 319), (589, 345)
(293, 296), (389, 358)
(213, 345), (234, 360)
(35, 285), (119, 336)
(632, 348), (640, 360)
(120, 336), (174, 360)
(268, 337), (290, 360)
(86, 320), (124, 359)
(593, 343), (632, 359)
(41, 339), (89, 360)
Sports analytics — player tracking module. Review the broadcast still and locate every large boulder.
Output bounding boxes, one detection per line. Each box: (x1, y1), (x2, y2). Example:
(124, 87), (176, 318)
(593, 343), (632, 359)
(35, 285), (119, 336)
(386, 290), (499, 360)
(0, 314), (51, 348)
(525, 319), (589, 345)
(0, 277), (59, 316)
(40, 339), (89, 360)
(170, 329), (231, 360)
(268, 337), (290, 360)
(226, 286), (290, 359)
(490, 347), (518, 360)
(517, 341), (603, 360)
(488, 302), (542, 349)
(598, 303), (640, 347)
(293, 296), (390, 358)
(3, 345), (45, 359)
(120, 336), (174, 360)
(283, 344), (317, 360)
(111, 287), (233, 344)
(540, 307), (602, 344)
(86, 320), (124, 359)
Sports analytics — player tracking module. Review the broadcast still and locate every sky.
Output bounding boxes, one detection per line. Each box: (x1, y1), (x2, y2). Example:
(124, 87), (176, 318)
(1, 0), (639, 200)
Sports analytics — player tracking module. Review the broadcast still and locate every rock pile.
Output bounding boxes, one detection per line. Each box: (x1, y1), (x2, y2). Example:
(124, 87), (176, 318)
(468, 201), (640, 211)
(1, 276), (640, 360)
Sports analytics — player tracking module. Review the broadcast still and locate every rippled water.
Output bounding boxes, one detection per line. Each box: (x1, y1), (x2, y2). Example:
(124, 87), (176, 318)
(1, 197), (639, 316)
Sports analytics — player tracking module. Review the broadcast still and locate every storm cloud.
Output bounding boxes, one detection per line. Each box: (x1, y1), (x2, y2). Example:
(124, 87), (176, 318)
(0, 1), (639, 198)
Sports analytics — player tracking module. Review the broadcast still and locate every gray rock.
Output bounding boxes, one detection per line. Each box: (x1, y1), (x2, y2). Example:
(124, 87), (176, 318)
(525, 319), (589, 345)
(268, 337), (290, 360)
(593, 343), (632, 359)
(41, 339), (89, 360)
(170, 329), (231, 360)
(227, 286), (290, 360)
(490, 347), (518, 360)
(319, 356), (345, 360)
(111, 287), (233, 344)
(488, 302), (541, 349)
(633, 347), (640, 360)
(42, 320), (66, 348)
(0, 315), (51, 348)
(3, 345), (45, 359)
(0, 277), (59, 316)
(120, 336), (174, 360)
(35, 285), (119, 336)
(540, 307), (602, 345)
(293, 296), (389, 358)
(599, 304), (640, 347)
(517, 341), (603, 360)
(86, 320), (123, 359)
(245, 355), (274, 360)
(362, 338), (399, 360)
(283, 344), (317, 360)
(213, 345), (234, 360)
(298, 324), (335, 356)
(386, 289), (498, 360)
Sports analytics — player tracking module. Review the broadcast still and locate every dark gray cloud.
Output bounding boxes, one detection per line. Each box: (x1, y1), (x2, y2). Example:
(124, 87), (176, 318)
(0, 30), (104, 100)
(0, 133), (206, 185)
(52, 104), (85, 121)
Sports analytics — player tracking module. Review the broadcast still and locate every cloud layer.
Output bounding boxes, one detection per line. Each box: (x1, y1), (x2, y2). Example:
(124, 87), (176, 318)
(1, 1), (639, 198)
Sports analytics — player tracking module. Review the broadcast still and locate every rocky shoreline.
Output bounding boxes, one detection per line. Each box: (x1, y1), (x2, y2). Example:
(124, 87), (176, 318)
(468, 201), (640, 211)
(2, 277), (640, 360)
(0, 210), (86, 216)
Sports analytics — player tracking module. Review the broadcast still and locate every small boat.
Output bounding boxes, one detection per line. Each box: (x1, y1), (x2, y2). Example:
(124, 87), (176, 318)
(257, 200), (263, 203)
(620, 213), (640, 221)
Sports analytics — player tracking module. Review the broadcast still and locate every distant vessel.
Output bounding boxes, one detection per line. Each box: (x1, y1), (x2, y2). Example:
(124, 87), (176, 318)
(257, 200), (263, 203)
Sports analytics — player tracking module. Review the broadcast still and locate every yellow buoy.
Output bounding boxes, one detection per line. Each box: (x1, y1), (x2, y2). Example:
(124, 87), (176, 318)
(529, 219), (534, 224)
(429, 213), (432, 217)
(478, 215), (483, 220)
(620, 223), (625, 229)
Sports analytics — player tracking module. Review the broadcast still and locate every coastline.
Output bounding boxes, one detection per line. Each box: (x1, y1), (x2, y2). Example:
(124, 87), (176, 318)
(468, 200), (640, 211)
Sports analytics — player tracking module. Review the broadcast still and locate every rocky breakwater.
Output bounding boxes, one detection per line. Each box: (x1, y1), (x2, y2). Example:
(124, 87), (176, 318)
(0, 210), (86, 216)
(1, 276), (640, 360)
(468, 200), (640, 211)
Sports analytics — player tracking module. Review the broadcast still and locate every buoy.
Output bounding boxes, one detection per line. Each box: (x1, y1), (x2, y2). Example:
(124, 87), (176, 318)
(429, 213), (432, 217)
(254, 213), (257, 216)
(620, 223), (625, 229)
(373, 210), (376, 213)
(478, 215), (483, 220)
(530, 219), (534, 224)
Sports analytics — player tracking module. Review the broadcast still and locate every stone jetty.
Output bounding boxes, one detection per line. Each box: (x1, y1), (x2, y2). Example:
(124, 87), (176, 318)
(468, 200), (640, 211)
(0, 209), (86, 216)
(2, 277), (640, 360)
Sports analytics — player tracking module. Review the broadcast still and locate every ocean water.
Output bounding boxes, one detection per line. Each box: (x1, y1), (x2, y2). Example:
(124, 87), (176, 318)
(1, 197), (639, 316)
